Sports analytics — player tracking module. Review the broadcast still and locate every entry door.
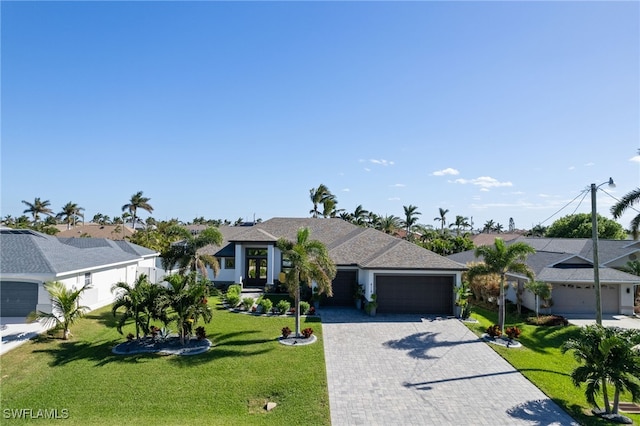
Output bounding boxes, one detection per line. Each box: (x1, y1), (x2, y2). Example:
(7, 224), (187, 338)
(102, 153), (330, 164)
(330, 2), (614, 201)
(245, 249), (267, 287)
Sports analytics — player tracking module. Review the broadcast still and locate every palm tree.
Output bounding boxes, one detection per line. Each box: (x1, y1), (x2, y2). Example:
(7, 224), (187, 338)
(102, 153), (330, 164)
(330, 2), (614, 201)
(449, 215), (470, 236)
(122, 191), (153, 231)
(611, 187), (640, 239)
(163, 273), (212, 345)
(402, 205), (421, 240)
(277, 227), (336, 338)
(21, 197), (53, 224)
(483, 219), (495, 233)
(56, 202), (85, 230)
(378, 215), (401, 234)
(162, 226), (224, 277)
(27, 281), (92, 340)
(524, 280), (551, 318)
(111, 274), (152, 339)
(562, 325), (640, 416)
(351, 205), (369, 226)
(434, 208), (449, 232)
(618, 260), (640, 307)
(466, 238), (535, 334)
(309, 184), (332, 218)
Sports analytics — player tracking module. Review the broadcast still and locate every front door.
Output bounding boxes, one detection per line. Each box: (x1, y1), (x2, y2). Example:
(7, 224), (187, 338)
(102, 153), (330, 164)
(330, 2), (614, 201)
(245, 248), (267, 287)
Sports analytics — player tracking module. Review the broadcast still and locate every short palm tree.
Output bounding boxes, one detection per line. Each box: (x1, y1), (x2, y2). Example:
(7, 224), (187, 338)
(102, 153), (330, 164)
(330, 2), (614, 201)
(524, 280), (551, 318)
(122, 191), (153, 231)
(611, 187), (640, 239)
(22, 197), (54, 224)
(56, 201), (85, 230)
(467, 238), (535, 334)
(162, 273), (212, 345)
(277, 227), (336, 338)
(378, 215), (400, 234)
(162, 226), (223, 277)
(111, 274), (152, 339)
(27, 281), (92, 340)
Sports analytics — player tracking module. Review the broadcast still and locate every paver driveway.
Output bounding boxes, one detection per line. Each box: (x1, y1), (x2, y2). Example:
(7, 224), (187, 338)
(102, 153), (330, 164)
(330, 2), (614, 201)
(321, 308), (579, 426)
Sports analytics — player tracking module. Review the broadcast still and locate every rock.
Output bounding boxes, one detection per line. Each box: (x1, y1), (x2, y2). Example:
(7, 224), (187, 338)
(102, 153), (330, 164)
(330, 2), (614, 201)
(265, 402), (277, 412)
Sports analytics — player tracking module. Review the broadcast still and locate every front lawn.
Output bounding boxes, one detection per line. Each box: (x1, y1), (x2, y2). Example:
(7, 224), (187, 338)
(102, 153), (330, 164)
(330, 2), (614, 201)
(0, 299), (329, 425)
(466, 306), (640, 426)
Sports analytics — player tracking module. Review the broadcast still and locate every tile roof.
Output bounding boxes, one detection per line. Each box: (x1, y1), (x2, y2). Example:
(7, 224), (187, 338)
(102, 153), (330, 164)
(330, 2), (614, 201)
(0, 229), (157, 275)
(55, 223), (136, 239)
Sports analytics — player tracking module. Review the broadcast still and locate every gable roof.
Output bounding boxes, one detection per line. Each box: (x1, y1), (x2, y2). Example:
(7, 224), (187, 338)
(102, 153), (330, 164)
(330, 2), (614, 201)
(199, 218), (466, 271)
(0, 229), (157, 275)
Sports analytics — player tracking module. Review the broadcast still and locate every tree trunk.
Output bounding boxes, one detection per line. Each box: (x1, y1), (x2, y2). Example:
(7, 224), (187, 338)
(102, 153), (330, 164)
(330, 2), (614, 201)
(499, 275), (506, 334)
(602, 377), (611, 413)
(612, 387), (620, 414)
(295, 284), (301, 338)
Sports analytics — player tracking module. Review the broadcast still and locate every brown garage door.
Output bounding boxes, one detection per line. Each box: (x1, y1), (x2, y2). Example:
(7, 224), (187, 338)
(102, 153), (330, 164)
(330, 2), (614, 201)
(322, 270), (357, 307)
(376, 275), (453, 314)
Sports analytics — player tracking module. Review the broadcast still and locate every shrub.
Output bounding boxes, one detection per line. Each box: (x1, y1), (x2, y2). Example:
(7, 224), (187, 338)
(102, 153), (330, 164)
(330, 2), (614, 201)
(227, 284), (242, 296)
(308, 306), (316, 315)
(276, 300), (291, 315)
(486, 324), (502, 338)
(301, 327), (314, 338)
(126, 333), (135, 341)
(226, 293), (240, 308)
(259, 298), (273, 314)
(281, 326), (292, 338)
(195, 326), (206, 340)
(299, 301), (310, 315)
(526, 315), (568, 327)
(505, 326), (521, 340)
(242, 297), (254, 311)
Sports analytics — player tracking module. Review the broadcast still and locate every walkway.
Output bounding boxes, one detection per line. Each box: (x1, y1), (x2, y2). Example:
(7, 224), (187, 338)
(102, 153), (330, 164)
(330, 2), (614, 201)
(321, 308), (578, 426)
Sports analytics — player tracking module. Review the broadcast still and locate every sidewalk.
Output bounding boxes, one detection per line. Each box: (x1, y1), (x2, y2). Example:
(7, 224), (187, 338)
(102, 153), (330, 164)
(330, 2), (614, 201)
(0, 317), (51, 356)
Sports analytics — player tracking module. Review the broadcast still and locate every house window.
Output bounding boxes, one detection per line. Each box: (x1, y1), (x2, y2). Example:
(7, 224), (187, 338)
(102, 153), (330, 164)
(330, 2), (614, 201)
(84, 273), (92, 286)
(225, 258), (235, 269)
(247, 248), (267, 256)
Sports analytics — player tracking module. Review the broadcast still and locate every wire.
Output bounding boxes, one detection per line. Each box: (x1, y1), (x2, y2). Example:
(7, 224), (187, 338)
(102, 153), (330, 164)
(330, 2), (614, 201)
(570, 188), (590, 216)
(600, 188), (640, 215)
(537, 189), (589, 226)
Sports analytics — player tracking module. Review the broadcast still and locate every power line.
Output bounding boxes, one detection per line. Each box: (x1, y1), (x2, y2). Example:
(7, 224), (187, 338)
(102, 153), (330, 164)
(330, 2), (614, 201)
(537, 189), (589, 226)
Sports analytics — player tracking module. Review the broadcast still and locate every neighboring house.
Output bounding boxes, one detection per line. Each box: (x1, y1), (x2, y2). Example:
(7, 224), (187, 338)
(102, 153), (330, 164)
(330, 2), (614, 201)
(0, 229), (160, 318)
(55, 223), (136, 240)
(448, 237), (640, 316)
(189, 218), (467, 315)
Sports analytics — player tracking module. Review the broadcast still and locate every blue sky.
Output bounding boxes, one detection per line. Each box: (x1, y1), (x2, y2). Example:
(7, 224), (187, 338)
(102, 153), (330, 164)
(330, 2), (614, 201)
(2, 1), (639, 231)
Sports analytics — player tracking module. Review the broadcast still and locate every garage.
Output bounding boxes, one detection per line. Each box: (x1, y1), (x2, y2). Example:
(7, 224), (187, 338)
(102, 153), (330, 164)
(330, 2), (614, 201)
(1, 281), (39, 317)
(376, 275), (454, 315)
(322, 270), (358, 307)
(551, 283), (619, 314)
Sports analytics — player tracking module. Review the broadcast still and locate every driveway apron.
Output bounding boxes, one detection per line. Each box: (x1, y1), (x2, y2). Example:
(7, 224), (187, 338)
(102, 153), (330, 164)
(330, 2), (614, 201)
(321, 308), (578, 426)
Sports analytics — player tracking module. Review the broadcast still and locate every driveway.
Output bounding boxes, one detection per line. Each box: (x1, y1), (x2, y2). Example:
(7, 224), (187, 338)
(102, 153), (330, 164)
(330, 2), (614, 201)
(0, 317), (51, 356)
(321, 308), (578, 426)
(563, 313), (640, 330)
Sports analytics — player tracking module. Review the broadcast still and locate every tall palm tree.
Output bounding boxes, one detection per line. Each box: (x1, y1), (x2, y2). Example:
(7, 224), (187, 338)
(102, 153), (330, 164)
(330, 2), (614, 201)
(611, 187), (640, 239)
(277, 227), (336, 337)
(309, 184), (331, 218)
(27, 281), (92, 340)
(111, 274), (152, 339)
(122, 191), (153, 231)
(483, 219), (495, 233)
(402, 205), (421, 240)
(351, 205), (369, 226)
(21, 197), (53, 224)
(466, 238), (535, 334)
(162, 226), (224, 277)
(56, 201), (85, 230)
(378, 215), (400, 234)
(434, 207), (449, 232)
(449, 215), (470, 236)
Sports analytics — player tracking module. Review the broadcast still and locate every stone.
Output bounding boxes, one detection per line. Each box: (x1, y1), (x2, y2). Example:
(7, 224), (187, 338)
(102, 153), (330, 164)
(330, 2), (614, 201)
(265, 402), (277, 412)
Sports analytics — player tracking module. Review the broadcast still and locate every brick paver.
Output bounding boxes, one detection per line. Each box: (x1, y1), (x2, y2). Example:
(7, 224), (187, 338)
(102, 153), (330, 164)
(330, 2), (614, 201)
(321, 308), (579, 426)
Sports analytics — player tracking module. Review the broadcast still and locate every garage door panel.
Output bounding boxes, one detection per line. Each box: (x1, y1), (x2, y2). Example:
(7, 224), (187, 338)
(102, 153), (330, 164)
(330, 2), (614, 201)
(1, 281), (39, 317)
(322, 270), (357, 307)
(551, 284), (619, 314)
(376, 275), (453, 315)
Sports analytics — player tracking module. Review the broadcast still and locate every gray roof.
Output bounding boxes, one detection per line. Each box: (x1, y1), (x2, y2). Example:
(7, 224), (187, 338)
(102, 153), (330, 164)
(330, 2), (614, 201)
(0, 229), (158, 275)
(200, 218), (466, 271)
(447, 236), (640, 283)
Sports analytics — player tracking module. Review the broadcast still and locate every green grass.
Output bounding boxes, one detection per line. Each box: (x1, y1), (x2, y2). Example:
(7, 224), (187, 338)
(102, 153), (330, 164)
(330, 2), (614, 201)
(0, 299), (329, 425)
(467, 306), (640, 426)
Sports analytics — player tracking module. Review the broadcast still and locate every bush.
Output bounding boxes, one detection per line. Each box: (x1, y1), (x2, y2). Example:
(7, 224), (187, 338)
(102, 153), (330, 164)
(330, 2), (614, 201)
(227, 284), (242, 296)
(259, 298), (273, 314)
(526, 315), (568, 327)
(241, 297), (254, 311)
(281, 326), (292, 338)
(505, 326), (521, 340)
(276, 300), (291, 315)
(301, 327), (314, 338)
(299, 301), (310, 315)
(486, 324), (502, 338)
(195, 326), (206, 340)
(226, 293), (240, 308)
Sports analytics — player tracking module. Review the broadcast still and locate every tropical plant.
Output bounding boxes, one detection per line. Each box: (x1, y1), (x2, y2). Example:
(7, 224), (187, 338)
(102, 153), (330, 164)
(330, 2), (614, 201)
(21, 197), (54, 224)
(449, 215), (471, 236)
(299, 301), (310, 315)
(434, 207), (449, 231)
(611, 187), (640, 239)
(309, 184), (334, 218)
(122, 191), (154, 231)
(378, 215), (401, 234)
(242, 297), (255, 311)
(524, 280), (552, 318)
(546, 213), (627, 240)
(281, 326), (292, 338)
(466, 238), (535, 334)
(161, 226), (223, 277)
(276, 227), (336, 338)
(162, 273), (212, 345)
(455, 281), (473, 319)
(351, 205), (369, 226)
(56, 201), (85, 229)
(259, 297), (273, 314)
(402, 205), (421, 240)
(276, 300), (291, 315)
(561, 325), (640, 417)
(301, 327), (314, 338)
(27, 281), (92, 340)
(111, 274), (153, 339)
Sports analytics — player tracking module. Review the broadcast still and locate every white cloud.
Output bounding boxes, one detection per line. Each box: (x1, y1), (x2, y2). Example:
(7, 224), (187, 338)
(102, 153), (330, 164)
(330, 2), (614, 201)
(432, 167), (460, 176)
(389, 183), (405, 188)
(388, 197), (401, 201)
(364, 167), (371, 172)
(369, 159), (394, 166)
(342, 188), (350, 192)
(453, 176), (513, 189)
(480, 188), (489, 192)
(568, 166), (575, 171)
(630, 155), (640, 163)
(585, 162), (595, 167)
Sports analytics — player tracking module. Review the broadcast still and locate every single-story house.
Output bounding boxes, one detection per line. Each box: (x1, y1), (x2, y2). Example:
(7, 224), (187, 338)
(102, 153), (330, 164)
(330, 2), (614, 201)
(189, 217), (467, 315)
(0, 228), (160, 318)
(447, 237), (640, 316)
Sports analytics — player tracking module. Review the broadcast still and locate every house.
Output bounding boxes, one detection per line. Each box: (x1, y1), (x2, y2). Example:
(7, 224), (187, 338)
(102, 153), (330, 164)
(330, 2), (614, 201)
(54, 223), (136, 240)
(191, 218), (467, 315)
(447, 237), (640, 316)
(0, 229), (160, 318)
